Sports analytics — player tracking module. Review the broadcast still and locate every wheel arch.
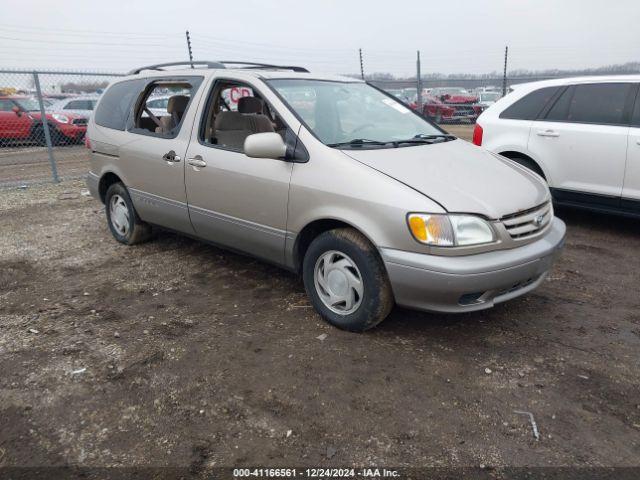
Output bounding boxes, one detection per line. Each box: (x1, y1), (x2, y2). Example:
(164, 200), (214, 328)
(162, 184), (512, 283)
(291, 218), (380, 274)
(499, 150), (548, 181)
(98, 171), (124, 203)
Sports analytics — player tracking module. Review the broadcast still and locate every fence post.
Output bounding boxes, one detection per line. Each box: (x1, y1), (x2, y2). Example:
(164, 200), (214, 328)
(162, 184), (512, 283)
(502, 46), (509, 97)
(416, 50), (423, 111)
(32, 72), (59, 183)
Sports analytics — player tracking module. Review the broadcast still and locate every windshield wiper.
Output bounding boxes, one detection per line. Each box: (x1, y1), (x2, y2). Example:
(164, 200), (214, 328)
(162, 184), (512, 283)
(413, 134), (456, 141)
(327, 138), (390, 148)
(389, 134), (457, 146)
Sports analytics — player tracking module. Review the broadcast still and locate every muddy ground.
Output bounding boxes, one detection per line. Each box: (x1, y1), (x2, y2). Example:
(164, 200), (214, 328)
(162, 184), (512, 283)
(1, 131), (639, 474)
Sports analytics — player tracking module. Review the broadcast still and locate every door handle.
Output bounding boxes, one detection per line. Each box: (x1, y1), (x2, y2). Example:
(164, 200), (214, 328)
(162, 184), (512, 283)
(636, 139), (640, 145)
(162, 150), (181, 163)
(536, 130), (560, 138)
(187, 156), (207, 168)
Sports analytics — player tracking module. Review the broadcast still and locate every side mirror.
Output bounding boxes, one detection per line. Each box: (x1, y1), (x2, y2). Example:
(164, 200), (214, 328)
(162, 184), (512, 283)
(244, 132), (287, 159)
(12, 106), (21, 116)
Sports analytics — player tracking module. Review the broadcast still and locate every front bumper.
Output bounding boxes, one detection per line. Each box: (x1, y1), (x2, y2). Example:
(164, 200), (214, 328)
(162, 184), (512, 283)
(381, 217), (566, 313)
(86, 172), (100, 201)
(57, 123), (87, 140)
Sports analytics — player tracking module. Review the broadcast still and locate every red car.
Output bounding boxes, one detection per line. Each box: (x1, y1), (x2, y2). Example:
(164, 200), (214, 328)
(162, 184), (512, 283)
(425, 89), (483, 123)
(420, 95), (457, 123)
(0, 96), (87, 146)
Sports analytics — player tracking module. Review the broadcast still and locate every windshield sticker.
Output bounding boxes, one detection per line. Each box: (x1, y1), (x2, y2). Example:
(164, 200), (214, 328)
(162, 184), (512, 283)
(382, 97), (410, 114)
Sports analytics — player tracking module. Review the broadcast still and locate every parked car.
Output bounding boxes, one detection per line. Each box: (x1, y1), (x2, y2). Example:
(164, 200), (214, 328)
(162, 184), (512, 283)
(475, 75), (640, 218)
(0, 95), (88, 146)
(421, 94), (466, 123)
(428, 88), (482, 123)
(477, 91), (502, 109)
(430, 87), (474, 99)
(86, 61), (565, 332)
(48, 95), (100, 118)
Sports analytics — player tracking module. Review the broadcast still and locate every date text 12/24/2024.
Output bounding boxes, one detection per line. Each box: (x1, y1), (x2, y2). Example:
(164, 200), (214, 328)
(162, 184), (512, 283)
(233, 468), (400, 478)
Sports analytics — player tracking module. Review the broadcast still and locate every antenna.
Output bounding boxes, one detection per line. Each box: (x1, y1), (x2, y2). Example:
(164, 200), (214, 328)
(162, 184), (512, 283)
(359, 48), (365, 80)
(185, 30), (194, 69)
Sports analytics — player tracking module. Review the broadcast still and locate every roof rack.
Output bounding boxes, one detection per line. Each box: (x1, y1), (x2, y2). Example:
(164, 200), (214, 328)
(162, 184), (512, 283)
(128, 60), (309, 75)
(218, 61), (309, 73)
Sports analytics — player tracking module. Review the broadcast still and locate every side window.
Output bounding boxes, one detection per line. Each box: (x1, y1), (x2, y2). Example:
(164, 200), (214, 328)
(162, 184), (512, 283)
(130, 77), (202, 137)
(545, 83), (632, 125)
(95, 79), (145, 131)
(632, 87), (640, 127)
(201, 80), (298, 157)
(499, 87), (560, 120)
(0, 99), (14, 111)
(545, 87), (573, 122)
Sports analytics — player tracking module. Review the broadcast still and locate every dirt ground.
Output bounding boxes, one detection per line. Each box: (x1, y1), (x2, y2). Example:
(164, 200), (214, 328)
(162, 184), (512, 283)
(0, 145), (88, 187)
(1, 126), (640, 474)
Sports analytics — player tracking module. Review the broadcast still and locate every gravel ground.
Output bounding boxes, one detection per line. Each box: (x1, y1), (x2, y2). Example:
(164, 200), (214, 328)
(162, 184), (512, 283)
(1, 129), (639, 474)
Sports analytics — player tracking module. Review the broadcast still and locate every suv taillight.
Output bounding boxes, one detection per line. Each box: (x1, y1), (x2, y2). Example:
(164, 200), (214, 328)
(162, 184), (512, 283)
(472, 124), (483, 146)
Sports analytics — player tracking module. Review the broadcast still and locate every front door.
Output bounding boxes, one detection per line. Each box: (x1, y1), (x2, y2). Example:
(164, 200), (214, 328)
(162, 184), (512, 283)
(184, 78), (295, 265)
(623, 88), (640, 209)
(0, 99), (32, 140)
(527, 83), (633, 205)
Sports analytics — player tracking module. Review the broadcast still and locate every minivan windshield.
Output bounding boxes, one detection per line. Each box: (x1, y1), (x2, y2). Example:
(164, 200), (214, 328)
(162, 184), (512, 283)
(268, 80), (447, 148)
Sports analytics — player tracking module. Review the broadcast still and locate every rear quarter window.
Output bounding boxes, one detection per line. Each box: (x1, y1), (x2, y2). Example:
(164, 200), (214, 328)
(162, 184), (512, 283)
(499, 86), (560, 120)
(94, 79), (145, 130)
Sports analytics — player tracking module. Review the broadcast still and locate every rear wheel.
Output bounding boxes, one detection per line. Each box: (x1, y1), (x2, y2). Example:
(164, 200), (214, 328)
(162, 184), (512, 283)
(302, 228), (394, 332)
(105, 182), (152, 245)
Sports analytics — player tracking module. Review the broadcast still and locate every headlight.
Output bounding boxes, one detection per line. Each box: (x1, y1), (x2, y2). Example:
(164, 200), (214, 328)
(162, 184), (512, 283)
(51, 113), (70, 124)
(407, 213), (495, 247)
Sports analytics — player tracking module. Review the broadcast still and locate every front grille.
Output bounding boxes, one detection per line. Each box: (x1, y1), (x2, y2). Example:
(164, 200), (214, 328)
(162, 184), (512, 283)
(72, 118), (88, 125)
(501, 201), (552, 239)
(451, 105), (475, 116)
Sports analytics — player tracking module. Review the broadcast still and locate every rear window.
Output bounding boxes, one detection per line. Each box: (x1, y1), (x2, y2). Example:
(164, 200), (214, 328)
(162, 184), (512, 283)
(544, 83), (632, 126)
(95, 79), (144, 130)
(499, 86), (560, 120)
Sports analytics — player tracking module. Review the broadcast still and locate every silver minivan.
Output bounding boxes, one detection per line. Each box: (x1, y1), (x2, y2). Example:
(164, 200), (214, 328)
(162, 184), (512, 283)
(86, 61), (566, 331)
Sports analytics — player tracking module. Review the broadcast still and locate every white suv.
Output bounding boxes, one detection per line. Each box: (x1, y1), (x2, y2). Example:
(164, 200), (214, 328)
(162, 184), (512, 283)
(475, 76), (640, 217)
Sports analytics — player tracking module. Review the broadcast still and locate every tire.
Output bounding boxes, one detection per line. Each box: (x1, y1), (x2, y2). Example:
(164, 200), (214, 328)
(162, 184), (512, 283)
(105, 182), (152, 245)
(31, 125), (63, 146)
(302, 228), (394, 332)
(31, 126), (46, 146)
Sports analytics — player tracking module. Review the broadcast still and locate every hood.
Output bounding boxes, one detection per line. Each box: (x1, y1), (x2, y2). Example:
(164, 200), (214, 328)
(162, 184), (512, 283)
(341, 139), (549, 219)
(30, 111), (83, 119)
(442, 94), (477, 104)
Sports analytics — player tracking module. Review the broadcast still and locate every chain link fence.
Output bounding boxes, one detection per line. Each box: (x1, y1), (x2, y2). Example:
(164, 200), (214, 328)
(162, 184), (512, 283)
(0, 70), (123, 188)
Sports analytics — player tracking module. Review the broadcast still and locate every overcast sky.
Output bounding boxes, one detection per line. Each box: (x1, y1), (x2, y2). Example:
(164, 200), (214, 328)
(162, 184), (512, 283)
(1, 0), (638, 76)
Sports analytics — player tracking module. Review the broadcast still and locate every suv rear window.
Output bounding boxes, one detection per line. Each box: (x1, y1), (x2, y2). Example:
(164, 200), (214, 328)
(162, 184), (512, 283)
(544, 83), (633, 126)
(95, 79), (144, 130)
(499, 86), (559, 120)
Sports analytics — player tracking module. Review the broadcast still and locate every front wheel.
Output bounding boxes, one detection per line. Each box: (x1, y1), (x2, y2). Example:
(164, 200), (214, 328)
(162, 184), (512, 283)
(105, 182), (152, 245)
(302, 228), (394, 332)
